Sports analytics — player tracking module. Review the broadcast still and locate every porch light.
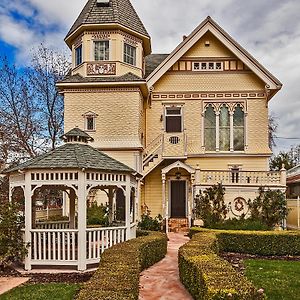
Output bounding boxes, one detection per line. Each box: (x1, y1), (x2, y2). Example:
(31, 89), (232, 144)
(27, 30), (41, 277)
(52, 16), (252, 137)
(175, 171), (181, 180)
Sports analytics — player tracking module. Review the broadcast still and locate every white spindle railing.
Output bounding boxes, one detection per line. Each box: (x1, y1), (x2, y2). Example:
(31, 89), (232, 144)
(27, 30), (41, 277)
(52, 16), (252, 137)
(200, 170), (282, 186)
(86, 226), (127, 263)
(35, 221), (70, 230)
(30, 229), (78, 265)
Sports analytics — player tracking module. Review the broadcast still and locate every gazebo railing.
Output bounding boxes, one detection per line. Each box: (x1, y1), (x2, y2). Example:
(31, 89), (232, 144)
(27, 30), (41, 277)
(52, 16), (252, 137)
(35, 220), (70, 230)
(30, 229), (78, 265)
(28, 226), (129, 267)
(86, 226), (127, 263)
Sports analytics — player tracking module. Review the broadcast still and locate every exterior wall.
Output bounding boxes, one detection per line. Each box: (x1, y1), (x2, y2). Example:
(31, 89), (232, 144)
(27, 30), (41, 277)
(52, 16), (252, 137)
(71, 30), (144, 78)
(64, 88), (144, 150)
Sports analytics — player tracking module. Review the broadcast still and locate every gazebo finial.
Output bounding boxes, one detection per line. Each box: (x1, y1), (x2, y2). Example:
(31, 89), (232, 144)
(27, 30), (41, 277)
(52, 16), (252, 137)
(61, 128), (94, 144)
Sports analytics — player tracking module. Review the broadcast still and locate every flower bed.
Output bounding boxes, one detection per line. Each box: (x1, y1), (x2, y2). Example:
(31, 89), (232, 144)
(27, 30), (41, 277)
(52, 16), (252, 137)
(179, 232), (262, 299)
(77, 230), (167, 300)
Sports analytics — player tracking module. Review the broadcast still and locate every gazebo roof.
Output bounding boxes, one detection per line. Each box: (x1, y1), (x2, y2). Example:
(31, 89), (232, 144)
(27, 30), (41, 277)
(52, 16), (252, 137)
(4, 143), (134, 174)
(61, 128), (94, 142)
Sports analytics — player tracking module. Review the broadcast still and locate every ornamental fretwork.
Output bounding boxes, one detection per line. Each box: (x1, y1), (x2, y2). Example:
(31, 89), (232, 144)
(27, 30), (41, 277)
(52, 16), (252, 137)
(87, 62), (116, 75)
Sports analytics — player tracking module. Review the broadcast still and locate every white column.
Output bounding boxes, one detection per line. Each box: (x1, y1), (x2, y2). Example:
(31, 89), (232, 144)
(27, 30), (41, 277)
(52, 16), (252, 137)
(77, 171), (87, 271)
(24, 172), (32, 271)
(125, 175), (131, 240)
(245, 112), (248, 150)
(216, 112), (220, 152)
(69, 190), (76, 229)
(297, 196), (300, 229)
(162, 174), (168, 233)
(136, 180), (141, 222)
(230, 111), (234, 152)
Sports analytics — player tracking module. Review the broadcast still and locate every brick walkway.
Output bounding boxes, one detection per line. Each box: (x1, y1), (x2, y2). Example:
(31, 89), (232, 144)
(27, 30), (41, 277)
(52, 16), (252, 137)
(139, 233), (193, 300)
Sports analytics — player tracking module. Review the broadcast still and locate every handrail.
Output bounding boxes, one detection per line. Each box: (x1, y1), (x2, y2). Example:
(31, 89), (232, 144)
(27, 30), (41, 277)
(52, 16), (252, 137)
(144, 134), (163, 159)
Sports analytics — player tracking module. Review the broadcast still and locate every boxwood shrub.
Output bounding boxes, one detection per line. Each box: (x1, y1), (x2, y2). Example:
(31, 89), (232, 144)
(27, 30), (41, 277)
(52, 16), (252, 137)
(179, 233), (262, 299)
(190, 227), (300, 256)
(77, 231), (167, 300)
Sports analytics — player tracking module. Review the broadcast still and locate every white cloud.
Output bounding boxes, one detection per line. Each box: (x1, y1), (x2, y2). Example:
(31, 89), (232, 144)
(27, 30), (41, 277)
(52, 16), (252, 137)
(0, 0), (299, 152)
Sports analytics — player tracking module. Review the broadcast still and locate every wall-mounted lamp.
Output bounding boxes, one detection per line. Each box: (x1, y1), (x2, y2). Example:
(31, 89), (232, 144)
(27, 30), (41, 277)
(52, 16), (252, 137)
(175, 172), (181, 180)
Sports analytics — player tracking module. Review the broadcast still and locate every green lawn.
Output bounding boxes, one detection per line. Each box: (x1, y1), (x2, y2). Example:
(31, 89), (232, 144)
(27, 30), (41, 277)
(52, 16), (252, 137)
(245, 259), (300, 300)
(0, 283), (80, 300)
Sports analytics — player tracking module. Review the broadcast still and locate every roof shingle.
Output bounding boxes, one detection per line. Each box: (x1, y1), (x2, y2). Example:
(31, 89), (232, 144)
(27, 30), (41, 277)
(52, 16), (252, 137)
(66, 0), (149, 39)
(4, 143), (134, 173)
(144, 54), (169, 78)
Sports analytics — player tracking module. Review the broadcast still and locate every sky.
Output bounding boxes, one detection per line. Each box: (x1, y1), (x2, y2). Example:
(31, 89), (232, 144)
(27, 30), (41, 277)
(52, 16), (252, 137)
(0, 0), (299, 154)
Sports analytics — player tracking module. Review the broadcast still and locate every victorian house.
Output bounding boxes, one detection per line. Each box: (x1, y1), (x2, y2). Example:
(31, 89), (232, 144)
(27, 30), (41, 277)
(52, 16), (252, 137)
(4, 0), (287, 270)
(56, 0), (286, 232)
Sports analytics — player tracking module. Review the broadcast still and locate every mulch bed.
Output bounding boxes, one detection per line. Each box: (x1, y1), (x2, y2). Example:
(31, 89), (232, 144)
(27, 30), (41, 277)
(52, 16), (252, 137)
(221, 252), (300, 274)
(0, 265), (94, 284)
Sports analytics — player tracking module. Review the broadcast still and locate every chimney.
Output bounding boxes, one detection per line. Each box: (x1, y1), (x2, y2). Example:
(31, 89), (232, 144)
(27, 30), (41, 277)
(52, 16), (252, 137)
(183, 35), (187, 41)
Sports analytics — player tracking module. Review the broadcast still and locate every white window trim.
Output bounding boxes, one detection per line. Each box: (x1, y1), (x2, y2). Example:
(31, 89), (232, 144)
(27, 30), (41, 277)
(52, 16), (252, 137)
(92, 39), (110, 61)
(164, 104), (184, 133)
(203, 102), (246, 152)
(83, 112), (98, 132)
(123, 42), (137, 66)
(192, 61), (223, 72)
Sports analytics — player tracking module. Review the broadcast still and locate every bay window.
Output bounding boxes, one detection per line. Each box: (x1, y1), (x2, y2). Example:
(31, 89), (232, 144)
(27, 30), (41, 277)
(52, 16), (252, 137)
(94, 41), (109, 61)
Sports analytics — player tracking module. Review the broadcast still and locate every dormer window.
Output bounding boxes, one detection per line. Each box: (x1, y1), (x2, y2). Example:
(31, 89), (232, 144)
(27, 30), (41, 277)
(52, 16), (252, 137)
(94, 41), (109, 61)
(124, 43), (136, 66)
(75, 45), (82, 66)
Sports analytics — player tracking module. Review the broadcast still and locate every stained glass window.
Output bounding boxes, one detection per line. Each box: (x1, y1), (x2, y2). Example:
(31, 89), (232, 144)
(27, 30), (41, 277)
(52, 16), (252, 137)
(219, 105), (230, 151)
(204, 105), (216, 151)
(233, 105), (245, 151)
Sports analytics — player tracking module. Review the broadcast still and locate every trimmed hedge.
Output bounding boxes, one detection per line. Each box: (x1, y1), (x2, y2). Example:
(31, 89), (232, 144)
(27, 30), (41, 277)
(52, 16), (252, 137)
(77, 231), (167, 300)
(190, 227), (300, 256)
(179, 233), (262, 299)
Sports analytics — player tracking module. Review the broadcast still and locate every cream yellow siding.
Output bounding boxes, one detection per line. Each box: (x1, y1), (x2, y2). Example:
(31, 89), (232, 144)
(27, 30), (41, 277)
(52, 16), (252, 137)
(183, 31), (234, 58)
(154, 73), (265, 92)
(64, 88), (144, 150)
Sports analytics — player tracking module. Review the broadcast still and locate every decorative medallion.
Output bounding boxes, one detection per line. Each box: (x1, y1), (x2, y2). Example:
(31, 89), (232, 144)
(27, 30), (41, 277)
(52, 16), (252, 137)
(231, 197), (248, 216)
(87, 62), (116, 75)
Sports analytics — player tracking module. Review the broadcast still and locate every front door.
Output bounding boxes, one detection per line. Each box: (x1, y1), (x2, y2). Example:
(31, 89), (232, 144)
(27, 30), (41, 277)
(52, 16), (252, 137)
(170, 181), (186, 218)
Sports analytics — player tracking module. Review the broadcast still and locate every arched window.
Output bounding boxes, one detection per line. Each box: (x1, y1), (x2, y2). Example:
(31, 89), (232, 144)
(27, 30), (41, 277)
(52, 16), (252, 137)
(233, 105), (245, 151)
(219, 105), (230, 151)
(204, 105), (216, 151)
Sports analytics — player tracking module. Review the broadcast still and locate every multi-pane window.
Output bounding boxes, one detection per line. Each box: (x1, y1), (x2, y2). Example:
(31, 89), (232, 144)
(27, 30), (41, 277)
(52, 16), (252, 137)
(193, 61), (223, 71)
(233, 105), (245, 151)
(86, 116), (95, 131)
(219, 105), (230, 151)
(165, 107), (182, 133)
(94, 41), (109, 61)
(204, 104), (245, 151)
(204, 105), (216, 151)
(124, 43), (136, 66)
(75, 45), (82, 66)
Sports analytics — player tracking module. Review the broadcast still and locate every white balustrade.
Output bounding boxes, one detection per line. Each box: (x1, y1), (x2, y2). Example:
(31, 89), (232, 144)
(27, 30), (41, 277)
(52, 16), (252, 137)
(30, 229), (78, 264)
(200, 170), (282, 186)
(86, 226), (127, 263)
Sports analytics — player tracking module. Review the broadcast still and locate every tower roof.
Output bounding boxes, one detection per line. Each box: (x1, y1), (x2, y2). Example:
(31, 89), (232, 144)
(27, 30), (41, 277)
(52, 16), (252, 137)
(66, 0), (149, 40)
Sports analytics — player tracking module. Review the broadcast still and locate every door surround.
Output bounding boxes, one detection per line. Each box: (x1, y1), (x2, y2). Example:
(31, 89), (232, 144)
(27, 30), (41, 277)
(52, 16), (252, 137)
(169, 179), (188, 218)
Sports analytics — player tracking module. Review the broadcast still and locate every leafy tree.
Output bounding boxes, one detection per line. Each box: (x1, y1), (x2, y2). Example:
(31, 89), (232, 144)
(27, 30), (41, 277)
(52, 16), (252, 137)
(87, 202), (109, 226)
(248, 187), (288, 227)
(0, 198), (27, 268)
(270, 151), (296, 171)
(194, 183), (227, 227)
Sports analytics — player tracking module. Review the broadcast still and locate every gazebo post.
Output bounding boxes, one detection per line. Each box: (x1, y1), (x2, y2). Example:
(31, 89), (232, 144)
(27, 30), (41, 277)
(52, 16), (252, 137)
(24, 172), (32, 271)
(69, 190), (76, 229)
(77, 170), (87, 271)
(108, 187), (114, 225)
(125, 175), (131, 240)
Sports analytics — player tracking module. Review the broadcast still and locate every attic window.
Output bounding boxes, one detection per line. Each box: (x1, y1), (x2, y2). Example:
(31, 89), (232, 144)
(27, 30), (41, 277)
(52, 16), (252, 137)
(96, 0), (110, 7)
(192, 61), (223, 72)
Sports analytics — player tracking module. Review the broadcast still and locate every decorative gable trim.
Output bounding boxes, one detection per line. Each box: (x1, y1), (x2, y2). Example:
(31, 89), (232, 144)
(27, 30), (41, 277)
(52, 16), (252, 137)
(147, 17), (282, 94)
(162, 160), (195, 175)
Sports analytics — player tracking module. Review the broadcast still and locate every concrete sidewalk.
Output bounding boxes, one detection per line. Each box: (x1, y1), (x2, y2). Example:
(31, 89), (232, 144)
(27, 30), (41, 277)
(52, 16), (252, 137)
(0, 277), (30, 295)
(139, 233), (193, 300)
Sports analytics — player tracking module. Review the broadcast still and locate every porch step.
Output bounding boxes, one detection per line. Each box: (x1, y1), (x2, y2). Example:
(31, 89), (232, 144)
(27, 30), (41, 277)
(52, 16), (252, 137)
(168, 218), (189, 233)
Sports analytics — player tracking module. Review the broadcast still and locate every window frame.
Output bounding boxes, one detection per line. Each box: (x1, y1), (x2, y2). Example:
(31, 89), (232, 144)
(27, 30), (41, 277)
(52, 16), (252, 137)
(193, 61), (223, 72)
(203, 102), (245, 152)
(75, 45), (83, 66)
(93, 40), (110, 61)
(164, 105), (183, 133)
(123, 43), (137, 66)
(83, 112), (98, 132)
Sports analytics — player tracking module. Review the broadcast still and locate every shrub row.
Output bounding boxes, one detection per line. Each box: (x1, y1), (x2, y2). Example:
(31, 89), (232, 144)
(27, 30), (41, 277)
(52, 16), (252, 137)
(190, 227), (300, 256)
(179, 232), (262, 299)
(77, 230), (168, 300)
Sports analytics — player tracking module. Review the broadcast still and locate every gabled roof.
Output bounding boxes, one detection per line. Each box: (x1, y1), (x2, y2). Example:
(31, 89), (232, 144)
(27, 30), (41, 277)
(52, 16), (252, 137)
(4, 143), (134, 174)
(147, 17), (282, 95)
(66, 0), (149, 39)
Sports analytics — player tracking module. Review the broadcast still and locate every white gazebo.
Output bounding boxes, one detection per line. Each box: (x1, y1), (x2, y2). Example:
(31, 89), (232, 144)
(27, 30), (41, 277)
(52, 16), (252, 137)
(4, 128), (139, 271)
